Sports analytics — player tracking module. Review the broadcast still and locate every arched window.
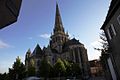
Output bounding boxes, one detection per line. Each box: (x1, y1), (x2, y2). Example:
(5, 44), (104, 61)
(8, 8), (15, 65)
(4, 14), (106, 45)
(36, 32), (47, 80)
(37, 60), (40, 66)
(75, 48), (79, 63)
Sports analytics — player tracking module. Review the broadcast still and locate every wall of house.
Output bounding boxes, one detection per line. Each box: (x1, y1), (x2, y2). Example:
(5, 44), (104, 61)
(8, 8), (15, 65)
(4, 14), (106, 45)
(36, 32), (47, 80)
(104, 7), (120, 79)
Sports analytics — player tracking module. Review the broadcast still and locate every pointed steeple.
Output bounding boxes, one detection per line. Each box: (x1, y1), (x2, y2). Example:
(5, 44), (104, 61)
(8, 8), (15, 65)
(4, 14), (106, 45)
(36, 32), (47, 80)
(32, 44), (43, 55)
(50, 2), (69, 52)
(27, 48), (31, 53)
(54, 2), (65, 34)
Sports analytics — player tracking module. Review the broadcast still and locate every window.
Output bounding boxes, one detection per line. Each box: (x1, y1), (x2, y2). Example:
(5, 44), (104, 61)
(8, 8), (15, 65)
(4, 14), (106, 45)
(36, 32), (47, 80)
(117, 15), (120, 25)
(107, 24), (116, 40)
(74, 48), (79, 63)
(107, 29), (111, 40)
(37, 60), (40, 66)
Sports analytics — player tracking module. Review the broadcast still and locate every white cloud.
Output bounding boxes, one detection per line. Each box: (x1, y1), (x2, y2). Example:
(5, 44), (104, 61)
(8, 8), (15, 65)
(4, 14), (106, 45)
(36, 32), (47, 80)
(68, 33), (72, 39)
(0, 40), (11, 48)
(68, 33), (80, 40)
(87, 39), (103, 60)
(88, 51), (101, 60)
(38, 33), (50, 39)
(91, 41), (100, 47)
(86, 44), (101, 60)
(28, 37), (33, 40)
(90, 39), (102, 48)
(87, 46), (101, 60)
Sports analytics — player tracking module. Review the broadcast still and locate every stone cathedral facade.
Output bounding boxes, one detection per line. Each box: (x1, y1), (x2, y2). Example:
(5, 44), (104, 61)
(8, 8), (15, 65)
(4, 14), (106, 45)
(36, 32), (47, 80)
(25, 3), (90, 78)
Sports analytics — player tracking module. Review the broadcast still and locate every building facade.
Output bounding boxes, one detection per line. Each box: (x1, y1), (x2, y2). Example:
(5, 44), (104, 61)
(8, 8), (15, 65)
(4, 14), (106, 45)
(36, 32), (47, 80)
(89, 59), (104, 77)
(101, 0), (120, 80)
(25, 3), (90, 78)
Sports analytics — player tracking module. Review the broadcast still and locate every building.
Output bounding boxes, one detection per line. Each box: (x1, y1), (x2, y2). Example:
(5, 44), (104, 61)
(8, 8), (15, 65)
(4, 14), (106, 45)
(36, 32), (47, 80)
(0, 0), (22, 29)
(101, 0), (120, 80)
(100, 50), (113, 80)
(89, 59), (104, 77)
(25, 3), (90, 78)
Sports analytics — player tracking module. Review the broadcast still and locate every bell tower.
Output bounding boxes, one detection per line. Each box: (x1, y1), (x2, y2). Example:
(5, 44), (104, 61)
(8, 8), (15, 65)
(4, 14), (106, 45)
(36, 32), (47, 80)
(50, 2), (69, 53)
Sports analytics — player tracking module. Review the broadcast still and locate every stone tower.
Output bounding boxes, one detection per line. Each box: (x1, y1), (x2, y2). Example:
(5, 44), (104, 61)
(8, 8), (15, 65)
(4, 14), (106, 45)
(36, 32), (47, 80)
(50, 3), (69, 53)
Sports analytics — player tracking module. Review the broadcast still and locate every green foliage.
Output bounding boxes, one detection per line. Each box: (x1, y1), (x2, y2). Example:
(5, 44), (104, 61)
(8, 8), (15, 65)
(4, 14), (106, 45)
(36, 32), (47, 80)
(8, 56), (26, 80)
(71, 63), (82, 77)
(27, 66), (35, 77)
(94, 31), (109, 52)
(38, 58), (82, 78)
(0, 73), (9, 80)
(54, 58), (66, 77)
(5, 56), (82, 79)
(30, 59), (35, 67)
(39, 58), (53, 78)
(62, 60), (72, 77)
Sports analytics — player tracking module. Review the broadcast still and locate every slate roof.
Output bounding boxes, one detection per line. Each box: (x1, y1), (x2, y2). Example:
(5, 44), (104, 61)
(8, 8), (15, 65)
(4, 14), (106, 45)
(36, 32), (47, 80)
(101, 0), (120, 29)
(32, 44), (43, 56)
(51, 48), (58, 53)
(64, 38), (82, 46)
(62, 38), (83, 52)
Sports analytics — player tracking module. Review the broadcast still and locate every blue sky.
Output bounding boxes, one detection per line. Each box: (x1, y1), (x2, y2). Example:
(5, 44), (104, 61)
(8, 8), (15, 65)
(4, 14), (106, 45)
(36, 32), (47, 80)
(0, 0), (111, 73)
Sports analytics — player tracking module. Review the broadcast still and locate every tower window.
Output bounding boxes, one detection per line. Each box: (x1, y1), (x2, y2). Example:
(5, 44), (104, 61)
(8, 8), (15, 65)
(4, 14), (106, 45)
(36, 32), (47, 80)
(37, 60), (40, 66)
(55, 37), (57, 41)
(53, 38), (55, 42)
(75, 48), (79, 63)
(58, 37), (60, 41)
(62, 37), (64, 41)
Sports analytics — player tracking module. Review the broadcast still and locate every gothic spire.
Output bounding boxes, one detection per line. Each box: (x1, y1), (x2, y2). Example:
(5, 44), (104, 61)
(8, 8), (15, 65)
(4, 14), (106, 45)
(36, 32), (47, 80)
(50, 2), (69, 52)
(54, 2), (64, 34)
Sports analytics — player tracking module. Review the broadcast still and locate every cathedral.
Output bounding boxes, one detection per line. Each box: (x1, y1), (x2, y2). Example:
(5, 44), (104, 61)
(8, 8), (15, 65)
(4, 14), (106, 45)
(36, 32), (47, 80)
(25, 3), (90, 78)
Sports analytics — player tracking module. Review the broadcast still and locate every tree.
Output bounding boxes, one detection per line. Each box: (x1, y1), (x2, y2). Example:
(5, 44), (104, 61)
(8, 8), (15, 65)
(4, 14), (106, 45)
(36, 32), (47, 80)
(27, 66), (35, 77)
(94, 31), (109, 78)
(94, 31), (109, 52)
(62, 60), (72, 77)
(54, 58), (66, 77)
(8, 56), (26, 80)
(39, 58), (53, 78)
(71, 63), (82, 78)
(26, 58), (36, 77)
(0, 73), (9, 80)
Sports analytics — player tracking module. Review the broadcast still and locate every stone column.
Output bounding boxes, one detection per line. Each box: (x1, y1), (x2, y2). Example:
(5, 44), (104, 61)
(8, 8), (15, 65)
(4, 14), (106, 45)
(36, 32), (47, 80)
(72, 49), (76, 63)
(77, 47), (82, 65)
